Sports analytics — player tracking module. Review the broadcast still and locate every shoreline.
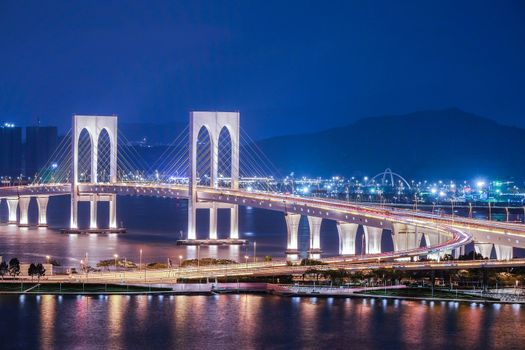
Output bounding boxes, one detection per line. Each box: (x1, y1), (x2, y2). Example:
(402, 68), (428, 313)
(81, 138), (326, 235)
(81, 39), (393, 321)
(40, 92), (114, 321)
(0, 282), (523, 304)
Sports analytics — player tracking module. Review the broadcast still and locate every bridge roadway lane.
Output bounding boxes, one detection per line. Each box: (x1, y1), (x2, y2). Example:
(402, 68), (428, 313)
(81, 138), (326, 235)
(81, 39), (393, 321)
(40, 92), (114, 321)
(3, 182), (523, 236)
(3, 183), (525, 256)
(36, 258), (525, 284)
(0, 183), (473, 259)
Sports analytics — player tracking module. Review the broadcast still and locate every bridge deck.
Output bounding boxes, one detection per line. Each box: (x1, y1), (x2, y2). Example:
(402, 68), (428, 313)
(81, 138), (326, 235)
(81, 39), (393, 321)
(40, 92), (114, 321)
(2, 183), (525, 258)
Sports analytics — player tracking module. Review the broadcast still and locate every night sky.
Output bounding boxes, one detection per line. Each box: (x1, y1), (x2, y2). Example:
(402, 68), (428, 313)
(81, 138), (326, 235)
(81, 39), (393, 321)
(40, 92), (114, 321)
(0, 1), (524, 138)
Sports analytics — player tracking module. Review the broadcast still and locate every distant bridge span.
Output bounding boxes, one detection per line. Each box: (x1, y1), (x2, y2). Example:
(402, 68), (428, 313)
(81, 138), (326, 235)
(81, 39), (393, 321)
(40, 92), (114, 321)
(1, 181), (518, 261)
(1, 111), (525, 262)
(2, 182), (525, 248)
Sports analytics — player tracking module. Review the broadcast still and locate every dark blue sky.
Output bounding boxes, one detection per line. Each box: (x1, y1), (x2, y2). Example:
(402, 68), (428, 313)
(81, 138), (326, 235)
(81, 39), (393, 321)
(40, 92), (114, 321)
(0, 0), (524, 138)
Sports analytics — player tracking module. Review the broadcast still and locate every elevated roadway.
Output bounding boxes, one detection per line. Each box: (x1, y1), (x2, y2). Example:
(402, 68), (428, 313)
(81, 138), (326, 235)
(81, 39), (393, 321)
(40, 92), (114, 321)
(2, 183), (525, 260)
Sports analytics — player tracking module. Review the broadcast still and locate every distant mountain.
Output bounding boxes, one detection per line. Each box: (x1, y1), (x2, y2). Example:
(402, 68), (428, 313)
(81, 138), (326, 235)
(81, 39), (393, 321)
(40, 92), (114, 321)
(256, 108), (525, 180)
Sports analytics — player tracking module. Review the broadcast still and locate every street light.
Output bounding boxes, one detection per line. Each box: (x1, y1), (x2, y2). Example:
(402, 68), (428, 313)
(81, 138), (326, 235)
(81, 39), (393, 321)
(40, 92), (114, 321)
(179, 255), (183, 267)
(46, 255), (50, 264)
(253, 241), (257, 263)
(139, 249), (143, 270)
(244, 255), (249, 267)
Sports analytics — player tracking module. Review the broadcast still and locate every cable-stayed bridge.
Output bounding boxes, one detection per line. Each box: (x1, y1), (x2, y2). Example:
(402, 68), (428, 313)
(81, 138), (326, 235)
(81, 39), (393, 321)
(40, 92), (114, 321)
(1, 112), (525, 263)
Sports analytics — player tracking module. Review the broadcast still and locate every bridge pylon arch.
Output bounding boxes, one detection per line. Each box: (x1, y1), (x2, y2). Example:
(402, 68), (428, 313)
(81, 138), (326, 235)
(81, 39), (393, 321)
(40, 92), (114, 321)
(71, 115), (118, 229)
(188, 111), (240, 240)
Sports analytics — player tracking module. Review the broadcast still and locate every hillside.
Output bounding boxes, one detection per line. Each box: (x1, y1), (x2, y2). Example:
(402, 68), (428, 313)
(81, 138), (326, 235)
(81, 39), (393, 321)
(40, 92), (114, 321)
(256, 108), (525, 180)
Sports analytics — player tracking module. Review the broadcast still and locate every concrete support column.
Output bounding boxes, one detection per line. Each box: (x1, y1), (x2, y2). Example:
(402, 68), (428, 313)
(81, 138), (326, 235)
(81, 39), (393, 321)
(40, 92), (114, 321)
(364, 226), (382, 254)
(474, 242), (494, 259)
(424, 232), (443, 260)
(337, 222), (358, 255)
(494, 245), (513, 260)
(18, 197), (30, 227)
(188, 206), (196, 240)
(6, 198), (18, 225)
(209, 205), (217, 240)
(307, 216), (322, 256)
(392, 223), (422, 251)
(109, 194), (117, 229)
(285, 213), (301, 254)
(70, 195), (78, 229)
(89, 196), (98, 229)
(36, 196), (49, 227)
(230, 205), (239, 239)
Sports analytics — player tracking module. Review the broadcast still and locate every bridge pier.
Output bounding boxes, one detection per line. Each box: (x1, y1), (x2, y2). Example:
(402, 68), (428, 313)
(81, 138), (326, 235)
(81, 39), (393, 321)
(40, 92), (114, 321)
(392, 223), (422, 251)
(230, 205), (239, 239)
(187, 203), (196, 240)
(189, 202), (237, 240)
(285, 213), (301, 258)
(364, 226), (382, 254)
(209, 205), (218, 240)
(90, 196), (98, 229)
(36, 196), (49, 227)
(18, 197), (31, 227)
(70, 194), (118, 231)
(337, 222), (358, 255)
(474, 242), (494, 259)
(109, 194), (117, 229)
(70, 195), (78, 229)
(307, 216), (322, 258)
(424, 232), (444, 260)
(494, 245), (513, 260)
(6, 198), (18, 225)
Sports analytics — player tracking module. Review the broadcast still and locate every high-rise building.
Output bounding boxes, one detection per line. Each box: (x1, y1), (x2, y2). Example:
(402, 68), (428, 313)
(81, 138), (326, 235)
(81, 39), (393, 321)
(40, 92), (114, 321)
(0, 122), (23, 178)
(25, 126), (58, 178)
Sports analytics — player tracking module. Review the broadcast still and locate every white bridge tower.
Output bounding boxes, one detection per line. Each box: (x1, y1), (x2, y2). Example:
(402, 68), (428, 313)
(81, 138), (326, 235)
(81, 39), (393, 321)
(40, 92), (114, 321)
(71, 115), (118, 230)
(188, 111), (240, 240)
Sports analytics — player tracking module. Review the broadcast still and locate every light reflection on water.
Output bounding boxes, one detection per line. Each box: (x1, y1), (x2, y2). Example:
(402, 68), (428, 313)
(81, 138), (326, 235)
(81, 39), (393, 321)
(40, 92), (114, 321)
(40, 295), (55, 350)
(0, 197), (298, 267)
(1, 294), (523, 349)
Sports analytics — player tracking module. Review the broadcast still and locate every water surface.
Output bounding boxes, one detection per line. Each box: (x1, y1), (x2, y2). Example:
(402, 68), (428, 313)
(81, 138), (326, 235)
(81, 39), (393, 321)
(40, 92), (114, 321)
(0, 294), (523, 350)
